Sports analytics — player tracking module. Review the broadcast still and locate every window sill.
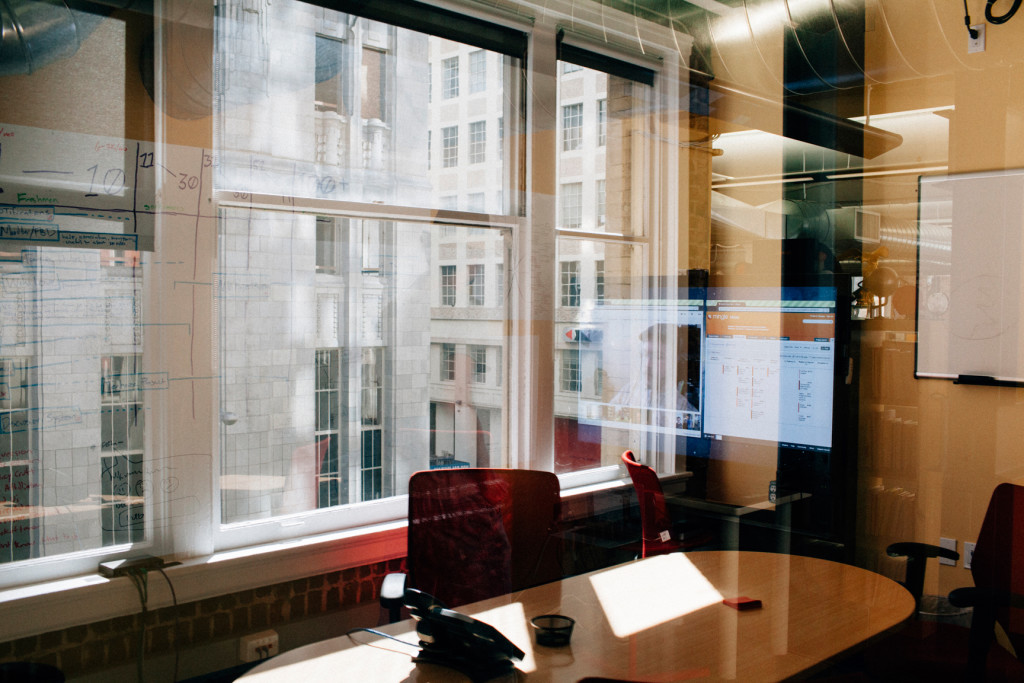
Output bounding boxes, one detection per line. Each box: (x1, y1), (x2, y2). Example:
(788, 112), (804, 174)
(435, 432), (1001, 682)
(0, 520), (407, 643)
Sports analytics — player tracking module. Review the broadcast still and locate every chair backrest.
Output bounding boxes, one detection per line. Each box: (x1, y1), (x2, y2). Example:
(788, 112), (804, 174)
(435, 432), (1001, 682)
(971, 482), (1024, 655)
(621, 450), (677, 557)
(406, 468), (561, 608)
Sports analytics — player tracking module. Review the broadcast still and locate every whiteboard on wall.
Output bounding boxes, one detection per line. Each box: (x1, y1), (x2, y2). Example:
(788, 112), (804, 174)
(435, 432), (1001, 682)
(916, 169), (1024, 383)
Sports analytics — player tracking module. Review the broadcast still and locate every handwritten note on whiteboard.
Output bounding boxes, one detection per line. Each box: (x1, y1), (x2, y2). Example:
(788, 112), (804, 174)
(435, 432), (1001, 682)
(0, 122), (213, 252)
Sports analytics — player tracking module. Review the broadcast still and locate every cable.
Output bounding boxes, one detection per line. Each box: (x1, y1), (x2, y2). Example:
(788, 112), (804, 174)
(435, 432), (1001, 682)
(964, 0), (980, 38)
(156, 568), (180, 682)
(346, 627), (420, 652)
(126, 568), (149, 683)
(986, 0), (1022, 23)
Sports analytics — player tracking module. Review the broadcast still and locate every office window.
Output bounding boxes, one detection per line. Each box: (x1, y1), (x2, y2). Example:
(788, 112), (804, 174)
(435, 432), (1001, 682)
(442, 56), (459, 99)
(561, 349), (581, 392)
(440, 343), (455, 381)
(0, 0), (676, 598)
(470, 50), (486, 93)
(470, 345), (487, 383)
(562, 103), (583, 151)
(441, 265), (457, 306)
(596, 179), (606, 228)
(560, 182), (583, 229)
(469, 121), (486, 164)
(468, 264), (485, 305)
(597, 99), (607, 147)
(442, 125), (458, 168)
(315, 349), (341, 508)
(560, 261), (580, 307)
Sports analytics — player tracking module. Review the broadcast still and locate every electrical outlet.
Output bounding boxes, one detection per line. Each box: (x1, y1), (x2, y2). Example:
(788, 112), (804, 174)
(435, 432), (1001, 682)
(968, 24), (985, 53)
(239, 630), (279, 662)
(939, 537), (957, 566)
(964, 541), (976, 569)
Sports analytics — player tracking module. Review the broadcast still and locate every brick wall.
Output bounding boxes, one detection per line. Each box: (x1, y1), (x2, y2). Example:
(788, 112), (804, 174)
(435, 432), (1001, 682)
(0, 557), (406, 680)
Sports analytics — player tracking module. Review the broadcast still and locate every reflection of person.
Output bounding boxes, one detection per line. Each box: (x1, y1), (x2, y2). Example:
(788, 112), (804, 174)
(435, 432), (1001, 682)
(609, 323), (700, 413)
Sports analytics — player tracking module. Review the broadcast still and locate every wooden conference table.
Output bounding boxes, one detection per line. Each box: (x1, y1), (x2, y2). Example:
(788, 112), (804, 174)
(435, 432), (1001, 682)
(241, 551), (914, 682)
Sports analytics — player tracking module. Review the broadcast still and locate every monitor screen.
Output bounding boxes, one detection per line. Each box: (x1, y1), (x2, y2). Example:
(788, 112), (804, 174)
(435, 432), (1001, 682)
(701, 284), (838, 452)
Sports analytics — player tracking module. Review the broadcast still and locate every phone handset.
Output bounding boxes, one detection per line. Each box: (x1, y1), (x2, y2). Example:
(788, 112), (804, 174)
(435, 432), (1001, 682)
(404, 588), (524, 681)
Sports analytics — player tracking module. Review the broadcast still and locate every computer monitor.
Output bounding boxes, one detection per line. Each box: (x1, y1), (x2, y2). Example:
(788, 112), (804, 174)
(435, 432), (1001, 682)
(701, 282), (840, 452)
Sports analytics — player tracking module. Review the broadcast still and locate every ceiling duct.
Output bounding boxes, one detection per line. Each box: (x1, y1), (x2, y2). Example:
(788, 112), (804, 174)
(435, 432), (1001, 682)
(0, 0), (149, 76)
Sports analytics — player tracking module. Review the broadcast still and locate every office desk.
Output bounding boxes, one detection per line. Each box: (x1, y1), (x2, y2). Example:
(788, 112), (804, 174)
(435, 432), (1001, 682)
(241, 551), (914, 682)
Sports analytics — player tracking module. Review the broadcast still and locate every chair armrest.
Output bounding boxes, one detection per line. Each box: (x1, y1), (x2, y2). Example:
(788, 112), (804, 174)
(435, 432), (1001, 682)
(886, 542), (960, 610)
(947, 586), (1024, 679)
(948, 586), (1024, 610)
(380, 572), (407, 623)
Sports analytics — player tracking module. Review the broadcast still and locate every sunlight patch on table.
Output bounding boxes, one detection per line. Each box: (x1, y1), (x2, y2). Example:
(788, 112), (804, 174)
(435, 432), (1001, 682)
(589, 553), (723, 637)
(471, 601), (536, 673)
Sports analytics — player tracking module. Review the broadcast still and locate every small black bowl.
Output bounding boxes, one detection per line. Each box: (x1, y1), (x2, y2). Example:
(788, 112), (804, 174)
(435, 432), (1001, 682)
(530, 614), (575, 647)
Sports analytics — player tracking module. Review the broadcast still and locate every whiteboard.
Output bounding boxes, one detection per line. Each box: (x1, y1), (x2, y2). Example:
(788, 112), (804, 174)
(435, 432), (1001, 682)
(916, 169), (1024, 383)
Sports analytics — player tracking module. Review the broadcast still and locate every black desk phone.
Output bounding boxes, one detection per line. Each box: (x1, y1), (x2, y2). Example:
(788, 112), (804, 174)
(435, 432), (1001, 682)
(403, 588), (524, 681)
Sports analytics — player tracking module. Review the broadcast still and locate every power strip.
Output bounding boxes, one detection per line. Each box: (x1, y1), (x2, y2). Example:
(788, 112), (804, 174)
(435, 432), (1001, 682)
(99, 555), (167, 578)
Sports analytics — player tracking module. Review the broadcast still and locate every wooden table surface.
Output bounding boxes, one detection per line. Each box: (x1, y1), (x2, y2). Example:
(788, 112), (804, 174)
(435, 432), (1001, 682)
(241, 551), (914, 682)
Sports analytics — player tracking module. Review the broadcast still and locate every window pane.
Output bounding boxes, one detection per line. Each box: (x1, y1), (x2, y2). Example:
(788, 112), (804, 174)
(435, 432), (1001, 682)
(219, 211), (509, 520)
(216, 12), (518, 213)
(0, 250), (145, 565)
(553, 238), (692, 476)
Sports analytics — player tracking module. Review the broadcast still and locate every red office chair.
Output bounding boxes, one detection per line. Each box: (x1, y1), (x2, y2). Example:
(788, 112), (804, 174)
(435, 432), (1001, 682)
(864, 483), (1024, 681)
(381, 468), (562, 620)
(621, 451), (711, 558)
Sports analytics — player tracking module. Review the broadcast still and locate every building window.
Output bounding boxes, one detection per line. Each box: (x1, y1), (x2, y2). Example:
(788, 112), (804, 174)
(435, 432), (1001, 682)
(442, 56), (459, 99)
(560, 261), (581, 307)
(427, 130), (431, 170)
(596, 179), (606, 228)
(562, 103), (583, 151)
(597, 99), (607, 147)
(561, 349), (581, 392)
(595, 259), (605, 303)
(467, 193), (485, 213)
(470, 345), (487, 383)
(315, 349), (340, 508)
(360, 348), (383, 501)
(496, 263), (504, 304)
(100, 354), (144, 546)
(560, 182), (583, 229)
(316, 217), (339, 274)
(441, 265), (457, 306)
(469, 50), (486, 93)
(362, 47), (388, 121)
(562, 62), (582, 74)
(442, 125), (458, 168)
(440, 343), (455, 381)
(314, 34), (349, 114)
(469, 121), (486, 164)
(468, 264), (485, 305)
